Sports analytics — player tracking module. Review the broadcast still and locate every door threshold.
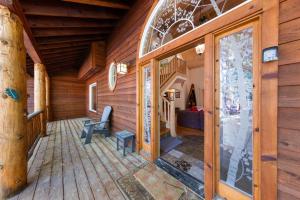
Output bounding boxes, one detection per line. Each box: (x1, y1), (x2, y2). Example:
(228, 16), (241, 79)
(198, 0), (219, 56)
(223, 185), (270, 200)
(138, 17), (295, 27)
(155, 158), (205, 199)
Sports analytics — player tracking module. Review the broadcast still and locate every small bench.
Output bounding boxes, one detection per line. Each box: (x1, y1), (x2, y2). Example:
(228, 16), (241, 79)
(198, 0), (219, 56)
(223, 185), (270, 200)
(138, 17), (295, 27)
(116, 130), (135, 156)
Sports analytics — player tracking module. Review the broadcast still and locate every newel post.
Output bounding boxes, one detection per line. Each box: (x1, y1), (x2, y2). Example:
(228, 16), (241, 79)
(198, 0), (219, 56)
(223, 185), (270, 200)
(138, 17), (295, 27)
(0, 5), (28, 198)
(34, 63), (47, 136)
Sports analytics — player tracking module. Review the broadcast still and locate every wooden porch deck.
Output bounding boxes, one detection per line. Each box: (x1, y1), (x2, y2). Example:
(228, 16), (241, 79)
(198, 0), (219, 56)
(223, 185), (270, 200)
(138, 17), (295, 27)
(9, 118), (147, 200)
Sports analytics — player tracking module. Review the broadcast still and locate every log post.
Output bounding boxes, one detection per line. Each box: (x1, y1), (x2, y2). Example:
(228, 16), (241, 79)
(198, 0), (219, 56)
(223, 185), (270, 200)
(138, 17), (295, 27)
(0, 5), (27, 198)
(45, 74), (50, 122)
(34, 63), (46, 136)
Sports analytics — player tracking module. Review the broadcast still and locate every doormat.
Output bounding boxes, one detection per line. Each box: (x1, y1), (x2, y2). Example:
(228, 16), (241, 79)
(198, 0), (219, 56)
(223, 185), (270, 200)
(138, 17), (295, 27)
(117, 164), (201, 200)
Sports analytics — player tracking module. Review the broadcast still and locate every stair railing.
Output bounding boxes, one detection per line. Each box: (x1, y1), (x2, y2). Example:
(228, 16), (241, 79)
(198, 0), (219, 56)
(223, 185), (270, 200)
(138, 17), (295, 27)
(161, 96), (176, 136)
(160, 56), (186, 87)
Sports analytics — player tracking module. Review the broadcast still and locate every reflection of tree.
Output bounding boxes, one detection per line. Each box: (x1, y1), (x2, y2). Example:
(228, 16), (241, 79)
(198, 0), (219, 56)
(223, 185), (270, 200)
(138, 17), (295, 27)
(144, 67), (152, 144)
(220, 28), (253, 195)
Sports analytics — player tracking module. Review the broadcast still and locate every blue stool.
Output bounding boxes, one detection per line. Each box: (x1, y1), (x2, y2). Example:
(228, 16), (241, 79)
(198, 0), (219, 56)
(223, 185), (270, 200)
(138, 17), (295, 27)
(116, 130), (135, 156)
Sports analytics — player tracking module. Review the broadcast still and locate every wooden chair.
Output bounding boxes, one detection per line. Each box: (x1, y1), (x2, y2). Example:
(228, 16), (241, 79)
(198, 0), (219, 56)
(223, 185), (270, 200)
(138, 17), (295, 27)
(81, 106), (112, 144)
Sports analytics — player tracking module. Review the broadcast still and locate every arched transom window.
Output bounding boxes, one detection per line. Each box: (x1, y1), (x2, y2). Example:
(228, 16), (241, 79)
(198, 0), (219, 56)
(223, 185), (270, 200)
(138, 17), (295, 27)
(139, 0), (248, 57)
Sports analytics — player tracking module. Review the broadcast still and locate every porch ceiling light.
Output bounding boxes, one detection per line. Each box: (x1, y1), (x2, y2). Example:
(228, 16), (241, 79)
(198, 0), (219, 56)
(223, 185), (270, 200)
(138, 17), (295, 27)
(195, 44), (205, 55)
(117, 63), (128, 75)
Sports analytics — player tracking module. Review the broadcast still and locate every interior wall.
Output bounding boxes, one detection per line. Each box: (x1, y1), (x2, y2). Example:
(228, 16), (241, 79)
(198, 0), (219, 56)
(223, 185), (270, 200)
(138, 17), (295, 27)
(27, 74), (34, 114)
(85, 0), (153, 133)
(50, 71), (86, 120)
(186, 67), (204, 107)
(278, 0), (300, 199)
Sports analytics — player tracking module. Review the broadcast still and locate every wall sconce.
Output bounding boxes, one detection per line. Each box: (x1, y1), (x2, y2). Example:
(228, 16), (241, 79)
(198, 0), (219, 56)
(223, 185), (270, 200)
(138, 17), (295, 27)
(195, 43), (205, 55)
(117, 63), (128, 75)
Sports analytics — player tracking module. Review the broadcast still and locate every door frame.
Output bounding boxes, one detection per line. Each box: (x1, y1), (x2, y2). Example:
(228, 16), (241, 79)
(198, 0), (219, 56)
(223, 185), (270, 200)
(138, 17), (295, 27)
(213, 20), (260, 200)
(136, 0), (278, 199)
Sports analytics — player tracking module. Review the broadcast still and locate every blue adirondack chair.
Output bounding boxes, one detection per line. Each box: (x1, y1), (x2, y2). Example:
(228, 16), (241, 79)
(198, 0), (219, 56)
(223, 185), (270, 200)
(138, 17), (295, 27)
(81, 106), (112, 144)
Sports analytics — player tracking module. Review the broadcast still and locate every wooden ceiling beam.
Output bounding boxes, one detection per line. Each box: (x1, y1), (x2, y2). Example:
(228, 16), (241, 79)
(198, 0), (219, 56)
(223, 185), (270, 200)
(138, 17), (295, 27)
(36, 35), (104, 45)
(41, 49), (87, 57)
(32, 28), (111, 37)
(39, 41), (93, 50)
(0, 0), (44, 64)
(44, 54), (86, 61)
(62, 0), (130, 10)
(22, 1), (120, 19)
(41, 46), (89, 55)
(45, 59), (82, 66)
(28, 17), (116, 28)
(43, 51), (87, 59)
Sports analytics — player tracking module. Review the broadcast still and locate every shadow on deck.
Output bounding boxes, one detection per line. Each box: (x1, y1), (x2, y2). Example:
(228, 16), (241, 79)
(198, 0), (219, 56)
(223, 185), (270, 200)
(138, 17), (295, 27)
(9, 118), (147, 200)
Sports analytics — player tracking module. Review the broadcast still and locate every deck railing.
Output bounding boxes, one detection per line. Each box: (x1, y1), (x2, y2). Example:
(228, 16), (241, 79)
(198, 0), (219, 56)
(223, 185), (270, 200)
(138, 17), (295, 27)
(27, 110), (43, 158)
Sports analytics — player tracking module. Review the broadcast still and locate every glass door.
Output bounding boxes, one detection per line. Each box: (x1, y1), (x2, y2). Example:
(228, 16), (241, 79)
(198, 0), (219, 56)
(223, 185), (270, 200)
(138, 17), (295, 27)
(214, 21), (259, 200)
(141, 63), (154, 154)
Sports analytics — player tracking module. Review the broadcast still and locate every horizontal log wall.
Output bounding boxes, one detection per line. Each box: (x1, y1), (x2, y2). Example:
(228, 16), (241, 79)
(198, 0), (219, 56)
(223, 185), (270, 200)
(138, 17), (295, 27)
(27, 74), (34, 114)
(51, 71), (86, 120)
(278, 0), (300, 199)
(85, 0), (153, 133)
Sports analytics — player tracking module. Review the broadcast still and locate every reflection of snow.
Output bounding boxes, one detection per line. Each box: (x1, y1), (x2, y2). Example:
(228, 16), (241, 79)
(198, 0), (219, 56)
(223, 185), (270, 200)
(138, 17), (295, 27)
(144, 67), (152, 144)
(219, 27), (253, 195)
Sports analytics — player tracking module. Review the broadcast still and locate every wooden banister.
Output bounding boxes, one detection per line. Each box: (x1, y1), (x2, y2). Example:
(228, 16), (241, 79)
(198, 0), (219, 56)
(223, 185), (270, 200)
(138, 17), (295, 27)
(160, 56), (186, 87)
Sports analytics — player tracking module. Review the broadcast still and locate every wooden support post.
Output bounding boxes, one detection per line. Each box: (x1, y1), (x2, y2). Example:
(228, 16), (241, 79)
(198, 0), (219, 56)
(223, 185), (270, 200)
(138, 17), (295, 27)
(34, 63), (46, 136)
(45, 74), (50, 122)
(0, 5), (27, 198)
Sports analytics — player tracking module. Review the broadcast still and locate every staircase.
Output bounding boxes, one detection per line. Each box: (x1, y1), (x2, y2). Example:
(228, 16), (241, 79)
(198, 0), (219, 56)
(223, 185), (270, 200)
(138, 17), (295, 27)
(159, 56), (187, 137)
(160, 56), (187, 94)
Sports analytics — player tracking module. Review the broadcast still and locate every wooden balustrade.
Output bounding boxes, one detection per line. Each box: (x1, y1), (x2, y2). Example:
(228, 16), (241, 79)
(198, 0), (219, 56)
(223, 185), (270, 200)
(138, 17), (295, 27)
(27, 110), (43, 158)
(160, 56), (186, 86)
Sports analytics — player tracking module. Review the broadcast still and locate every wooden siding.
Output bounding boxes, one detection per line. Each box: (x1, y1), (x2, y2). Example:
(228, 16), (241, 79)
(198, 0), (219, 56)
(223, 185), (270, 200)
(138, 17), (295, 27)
(51, 71), (86, 120)
(78, 41), (106, 80)
(85, 0), (153, 133)
(27, 74), (34, 114)
(278, 0), (300, 199)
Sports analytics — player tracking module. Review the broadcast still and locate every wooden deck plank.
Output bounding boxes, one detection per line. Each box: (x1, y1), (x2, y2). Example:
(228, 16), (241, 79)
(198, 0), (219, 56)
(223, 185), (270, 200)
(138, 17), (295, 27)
(65, 120), (110, 200)
(12, 123), (53, 200)
(33, 121), (57, 200)
(61, 120), (80, 200)
(49, 120), (64, 200)
(9, 118), (147, 200)
(69, 119), (126, 200)
(72, 119), (138, 170)
(63, 120), (94, 200)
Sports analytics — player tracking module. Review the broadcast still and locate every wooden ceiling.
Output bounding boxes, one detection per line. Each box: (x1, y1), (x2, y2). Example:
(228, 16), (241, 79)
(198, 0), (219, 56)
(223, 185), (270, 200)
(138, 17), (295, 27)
(20, 0), (135, 75)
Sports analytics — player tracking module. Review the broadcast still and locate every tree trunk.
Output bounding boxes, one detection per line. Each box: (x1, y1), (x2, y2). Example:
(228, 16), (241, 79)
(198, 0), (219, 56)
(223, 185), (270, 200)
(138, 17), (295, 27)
(0, 5), (27, 198)
(34, 63), (46, 136)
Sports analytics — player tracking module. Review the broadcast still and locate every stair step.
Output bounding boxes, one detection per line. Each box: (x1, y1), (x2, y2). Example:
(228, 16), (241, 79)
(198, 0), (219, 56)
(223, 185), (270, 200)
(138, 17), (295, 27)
(160, 128), (170, 136)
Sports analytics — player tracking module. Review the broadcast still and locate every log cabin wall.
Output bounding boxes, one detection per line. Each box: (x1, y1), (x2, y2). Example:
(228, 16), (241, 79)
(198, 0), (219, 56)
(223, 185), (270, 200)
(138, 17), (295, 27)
(278, 0), (300, 199)
(85, 0), (153, 133)
(27, 74), (34, 114)
(51, 71), (86, 120)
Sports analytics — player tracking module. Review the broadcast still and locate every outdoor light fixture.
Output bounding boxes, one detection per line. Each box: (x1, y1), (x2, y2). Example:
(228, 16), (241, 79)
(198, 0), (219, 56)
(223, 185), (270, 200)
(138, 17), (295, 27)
(195, 44), (205, 55)
(117, 63), (128, 75)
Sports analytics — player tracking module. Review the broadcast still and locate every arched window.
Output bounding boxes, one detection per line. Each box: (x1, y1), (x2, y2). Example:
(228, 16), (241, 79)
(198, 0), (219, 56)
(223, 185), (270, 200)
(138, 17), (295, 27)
(139, 0), (248, 57)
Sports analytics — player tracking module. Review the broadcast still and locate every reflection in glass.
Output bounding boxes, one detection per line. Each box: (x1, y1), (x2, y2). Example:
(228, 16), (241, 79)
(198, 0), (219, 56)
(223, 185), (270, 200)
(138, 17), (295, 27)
(219, 27), (253, 196)
(143, 67), (152, 144)
(140, 0), (247, 56)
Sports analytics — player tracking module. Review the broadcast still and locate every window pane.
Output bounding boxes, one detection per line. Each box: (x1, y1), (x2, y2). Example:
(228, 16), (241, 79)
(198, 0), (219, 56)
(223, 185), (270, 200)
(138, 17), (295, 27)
(141, 0), (248, 56)
(143, 66), (152, 144)
(219, 27), (253, 196)
(92, 86), (97, 111)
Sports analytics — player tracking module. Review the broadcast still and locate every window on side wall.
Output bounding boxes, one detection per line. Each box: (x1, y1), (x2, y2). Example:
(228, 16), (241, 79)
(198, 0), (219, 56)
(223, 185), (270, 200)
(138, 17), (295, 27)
(89, 83), (97, 112)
